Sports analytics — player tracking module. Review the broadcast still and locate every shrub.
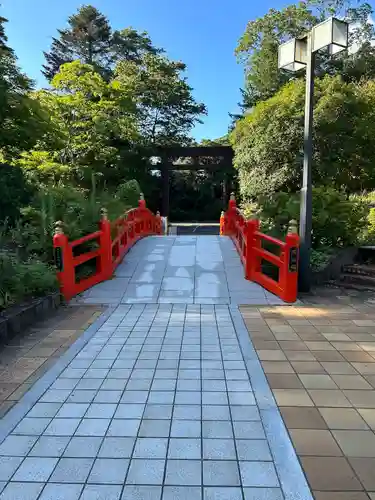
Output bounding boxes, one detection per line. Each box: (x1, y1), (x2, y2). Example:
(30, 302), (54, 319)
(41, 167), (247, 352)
(0, 251), (57, 310)
(0, 163), (33, 225)
(244, 187), (368, 249)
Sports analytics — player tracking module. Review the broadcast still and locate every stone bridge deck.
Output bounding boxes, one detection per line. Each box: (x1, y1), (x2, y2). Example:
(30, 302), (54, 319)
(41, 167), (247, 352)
(75, 236), (285, 306)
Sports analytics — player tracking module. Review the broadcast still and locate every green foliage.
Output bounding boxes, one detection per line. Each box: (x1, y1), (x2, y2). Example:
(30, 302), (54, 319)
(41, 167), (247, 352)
(0, 164), (33, 224)
(116, 180), (141, 207)
(232, 76), (375, 198)
(115, 55), (206, 146)
(43, 5), (161, 81)
(0, 251), (57, 310)
(0, 17), (48, 159)
(247, 187), (368, 248)
(235, 0), (375, 111)
(310, 247), (338, 272)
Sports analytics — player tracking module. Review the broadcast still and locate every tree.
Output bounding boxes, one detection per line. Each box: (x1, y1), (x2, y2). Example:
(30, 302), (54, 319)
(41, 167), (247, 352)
(235, 0), (375, 111)
(0, 16), (47, 159)
(231, 75), (375, 199)
(43, 5), (161, 81)
(28, 61), (140, 186)
(115, 54), (206, 145)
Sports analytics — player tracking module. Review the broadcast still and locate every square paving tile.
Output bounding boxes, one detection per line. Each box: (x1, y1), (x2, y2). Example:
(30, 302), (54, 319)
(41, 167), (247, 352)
(114, 404), (145, 419)
(0, 435), (38, 456)
(233, 421), (265, 440)
(298, 374), (337, 390)
(289, 429), (342, 456)
(349, 457), (375, 490)
(88, 458), (129, 484)
(279, 407), (327, 429)
(318, 408), (369, 430)
(143, 405), (173, 420)
(85, 403), (117, 419)
(202, 421), (233, 439)
(331, 375), (372, 390)
(272, 389), (314, 407)
(98, 437), (135, 458)
(126, 459), (165, 485)
(203, 439), (236, 460)
(29, 436), (70, 457)
(75, 418), (110, 436)
(50, 457), (94, 483)
(203, 461), (240, 486)
(0, 482), (44, 500)
(38, 482), (84, 500)
(80, 484), (122, 500)
(230, 406), (260, 421)
(242, 488), (283, 500)
(133, 438), (168, 459)
(168, 438), (201, 459)
(162, 486), (202, 500)
(204, 487), (243, 500)
(11, 417), (51, 436)
(173, 405), (201, 420)
(0, 456), (25, 480)
(121, 485), (162, 500)
(165, 459), (202, 486)
(239, 461), (279, 487)
(171, 420), (201, 438)
(63, 436), (102, 457)
(12, 456), (58, 482)
(308, 390), (351, 407)
(300, 456), (362, 491)
(236, 439), (272, 461)
(357, 409), (375, 430)
(332, 430), (375, 457)
(139, 420), (170, 438)
(44, 418), (81, 436)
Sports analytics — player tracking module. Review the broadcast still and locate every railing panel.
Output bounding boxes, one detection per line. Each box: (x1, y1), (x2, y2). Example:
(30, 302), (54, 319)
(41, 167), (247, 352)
(53, 196), (162, 301)
(220, 195), (299, 303)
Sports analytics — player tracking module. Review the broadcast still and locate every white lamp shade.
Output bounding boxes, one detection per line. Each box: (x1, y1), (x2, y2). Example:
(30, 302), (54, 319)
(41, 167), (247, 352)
(278, 38), (307, 71)
(312, 17), (348, 54)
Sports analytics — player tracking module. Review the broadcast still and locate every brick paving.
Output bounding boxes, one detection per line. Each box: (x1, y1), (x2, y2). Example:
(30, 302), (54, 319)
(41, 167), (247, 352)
(240, 302), (375, 500)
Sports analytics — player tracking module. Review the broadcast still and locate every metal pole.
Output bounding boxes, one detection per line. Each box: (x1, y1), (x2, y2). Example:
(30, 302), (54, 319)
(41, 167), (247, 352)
(298, 34), (315, 293)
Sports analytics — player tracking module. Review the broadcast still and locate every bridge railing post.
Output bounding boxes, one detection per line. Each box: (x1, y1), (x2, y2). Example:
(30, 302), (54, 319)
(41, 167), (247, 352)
(280, 220), (300, 303)
(98, 208), (113, 280)
(53, 221), (75, 301)
(245, 215), (260, 281)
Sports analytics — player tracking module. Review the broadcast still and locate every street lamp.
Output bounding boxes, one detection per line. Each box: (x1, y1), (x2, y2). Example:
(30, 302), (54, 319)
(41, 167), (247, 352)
(278, 17), (348, 292)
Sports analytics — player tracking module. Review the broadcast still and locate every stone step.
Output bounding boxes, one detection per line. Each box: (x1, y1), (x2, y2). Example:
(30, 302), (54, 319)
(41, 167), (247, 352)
(343, 264), (375, 277)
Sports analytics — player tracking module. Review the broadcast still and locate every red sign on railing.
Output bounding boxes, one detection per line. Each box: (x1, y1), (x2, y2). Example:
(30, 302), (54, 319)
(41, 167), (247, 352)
(220, 195), (300, 303)
(53, 195), (162, 301)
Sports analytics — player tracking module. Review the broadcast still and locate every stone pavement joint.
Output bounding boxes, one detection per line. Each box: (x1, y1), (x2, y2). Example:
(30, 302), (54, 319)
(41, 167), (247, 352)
(0, 302), (312, 500)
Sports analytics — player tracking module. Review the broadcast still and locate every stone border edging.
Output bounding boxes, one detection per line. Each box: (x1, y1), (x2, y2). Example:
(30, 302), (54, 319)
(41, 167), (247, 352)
(229, 305), (314, 500)
(0, 292), (62, 347)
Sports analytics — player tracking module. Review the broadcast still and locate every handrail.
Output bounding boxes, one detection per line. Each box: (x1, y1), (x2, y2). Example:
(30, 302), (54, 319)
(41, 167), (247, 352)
(220, 195), (299, 303)
(53, 195), (162, 301)
(70, 231), (102, 248)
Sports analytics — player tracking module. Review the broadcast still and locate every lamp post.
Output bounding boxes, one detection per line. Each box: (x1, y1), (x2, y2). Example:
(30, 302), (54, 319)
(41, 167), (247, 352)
(278, 17), (349, 292)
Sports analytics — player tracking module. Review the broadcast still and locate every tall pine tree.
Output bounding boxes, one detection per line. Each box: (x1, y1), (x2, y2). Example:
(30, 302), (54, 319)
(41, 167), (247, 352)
(43, 5), (161, 81)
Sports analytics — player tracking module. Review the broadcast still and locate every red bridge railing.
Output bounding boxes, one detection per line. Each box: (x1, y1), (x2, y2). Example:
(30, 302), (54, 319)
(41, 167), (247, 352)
(220, 195), (300, 303)
(53, 194), (162, 301)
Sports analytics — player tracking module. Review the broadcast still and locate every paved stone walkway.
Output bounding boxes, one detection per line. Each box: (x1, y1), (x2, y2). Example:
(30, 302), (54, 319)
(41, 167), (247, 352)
(75, 236), (285, 306)
(0, 302), (312, 500)
(0, 236), (313, 499)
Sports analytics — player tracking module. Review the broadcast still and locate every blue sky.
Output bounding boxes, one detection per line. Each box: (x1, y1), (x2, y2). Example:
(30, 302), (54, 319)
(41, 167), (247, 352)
(1, 0), (287, 141)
